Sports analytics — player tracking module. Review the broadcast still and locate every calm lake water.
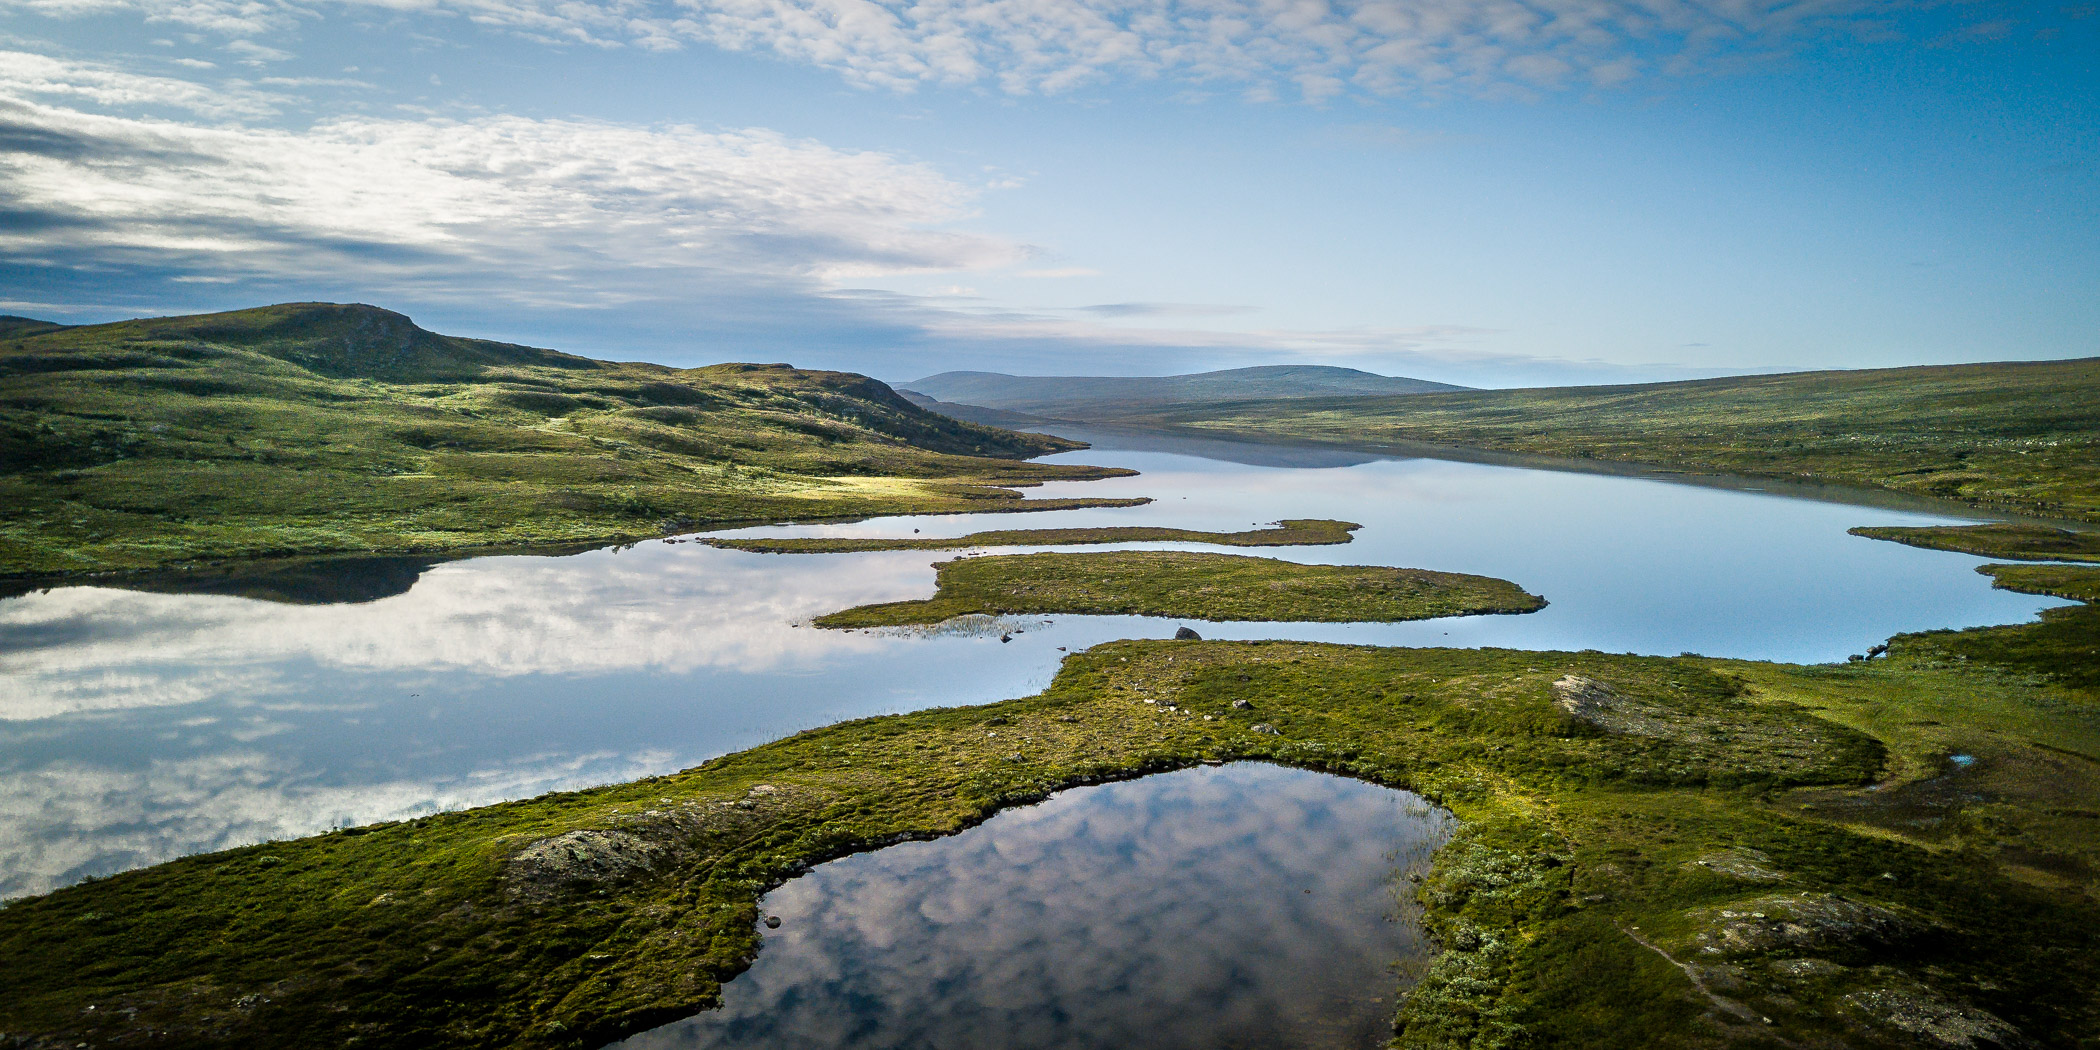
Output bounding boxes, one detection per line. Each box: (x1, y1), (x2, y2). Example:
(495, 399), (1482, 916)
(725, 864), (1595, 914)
(611, 763), (1452, 1050)
(0, 429), (2068, 898)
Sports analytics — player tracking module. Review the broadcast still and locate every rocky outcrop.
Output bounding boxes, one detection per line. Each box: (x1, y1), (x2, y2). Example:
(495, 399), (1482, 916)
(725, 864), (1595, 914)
(505, 829), (669, 902)
(1688, 893), (1920, 955)
(1685, 848), (1789, 882)
(1846, 985), (2029, 1049)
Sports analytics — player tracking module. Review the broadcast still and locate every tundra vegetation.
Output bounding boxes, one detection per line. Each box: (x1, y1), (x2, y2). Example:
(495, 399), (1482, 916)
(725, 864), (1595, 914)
(704, 517), (1360, 553)
(5, 305), (2098, 1050)
(3, 556), (2097, 1049)
(1848, 522), (2100, 562)
(808, 549), (1546, 628)
(0, 304), (1140, 579)
(1065, 357), (2100, 522)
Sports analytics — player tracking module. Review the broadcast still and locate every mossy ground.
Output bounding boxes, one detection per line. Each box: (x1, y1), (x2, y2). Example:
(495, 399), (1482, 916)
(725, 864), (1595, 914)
(0, 304), (1140, 578)
(5, 584), (2097, 1049)
(1848, 523), (2100, 562)
(809, 549), (1547, 627)
(704, 517), (1359, 553)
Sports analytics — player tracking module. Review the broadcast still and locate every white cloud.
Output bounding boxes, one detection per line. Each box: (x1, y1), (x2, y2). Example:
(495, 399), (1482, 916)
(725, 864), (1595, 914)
(0, 48), (285, 116)
(0, 63), (1025, 301)
(0, 0), (1931, 100)
(0, 745), (679, 898)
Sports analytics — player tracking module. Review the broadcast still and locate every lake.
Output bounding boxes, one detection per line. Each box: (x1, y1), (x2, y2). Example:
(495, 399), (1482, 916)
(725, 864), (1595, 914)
(0, 429), (2066, 899)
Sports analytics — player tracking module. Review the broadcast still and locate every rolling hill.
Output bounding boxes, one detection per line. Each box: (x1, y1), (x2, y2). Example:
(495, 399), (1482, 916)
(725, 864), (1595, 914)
(900, 364), (1465, 420)
(0, 303), (1136, 577)
(1102, 357), (2100, 522)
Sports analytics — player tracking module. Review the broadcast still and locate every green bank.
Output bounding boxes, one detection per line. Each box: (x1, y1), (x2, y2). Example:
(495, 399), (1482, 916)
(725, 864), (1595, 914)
(705, 517), (1359, 553)
(1849, 522), (2100, 562)
(809, 549), (1545, 627)
(0, 303), (1140, 579)
(1080, 357), (2100, 522)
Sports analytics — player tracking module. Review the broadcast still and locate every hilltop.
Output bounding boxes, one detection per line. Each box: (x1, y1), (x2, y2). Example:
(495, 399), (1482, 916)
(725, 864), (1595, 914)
(0, 303), (1138, 577)
(900, 364), (1465, 421)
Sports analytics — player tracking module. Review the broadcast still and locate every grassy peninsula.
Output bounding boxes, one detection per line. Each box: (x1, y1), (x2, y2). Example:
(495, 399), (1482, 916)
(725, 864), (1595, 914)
(1849, 522), (2100, 562)
(0, 303), (1141, 579)
(809, 550), (1546, 627)
(1076, 356), (2100, 522)
(5, 576), (2098, 1049)
(705, 517), (1359, 553)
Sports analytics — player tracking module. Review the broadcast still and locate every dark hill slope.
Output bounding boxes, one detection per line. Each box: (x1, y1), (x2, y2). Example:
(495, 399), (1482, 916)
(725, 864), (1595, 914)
(0, 303), (1135, 576)
(904, 365), (1465, 419)
(1115, 356), (2100, 521)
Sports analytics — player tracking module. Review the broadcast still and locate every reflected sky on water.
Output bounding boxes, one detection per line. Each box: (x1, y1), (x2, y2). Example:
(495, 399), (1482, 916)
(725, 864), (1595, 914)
(613, 763), (1453, 1050)
(0, 432), (2068, 897)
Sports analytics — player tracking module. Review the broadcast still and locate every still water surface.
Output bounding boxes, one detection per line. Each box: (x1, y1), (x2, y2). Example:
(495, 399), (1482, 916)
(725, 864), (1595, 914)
(611, 763), (1452, 1050)
(0, 429), (2067, 897)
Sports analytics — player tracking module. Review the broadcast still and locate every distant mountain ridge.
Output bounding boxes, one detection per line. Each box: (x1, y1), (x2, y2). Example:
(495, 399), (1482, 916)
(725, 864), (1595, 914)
(901, 365), (1466, 420)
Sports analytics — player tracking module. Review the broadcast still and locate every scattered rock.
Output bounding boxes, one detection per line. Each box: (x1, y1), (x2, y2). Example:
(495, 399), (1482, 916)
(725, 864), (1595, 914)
(1552, 675), (1624, 721)
(1231, 699), (1253, 710)
(1689, 893), (1920, 955)
(506, 829), (667, 900)
(1000, 634), (1012, 643)
(1174, 626), (1201, 640)
(1768, 957), (1849, 981)
(763, 915), (782, 929)
(1846, 986), (2028, 1048)
(1251, 724), (1281, 736)
(1686, 848), (1789, 882)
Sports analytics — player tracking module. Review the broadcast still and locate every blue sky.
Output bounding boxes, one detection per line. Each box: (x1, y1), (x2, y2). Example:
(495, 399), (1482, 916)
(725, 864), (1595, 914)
(0, 0), (2092, 386)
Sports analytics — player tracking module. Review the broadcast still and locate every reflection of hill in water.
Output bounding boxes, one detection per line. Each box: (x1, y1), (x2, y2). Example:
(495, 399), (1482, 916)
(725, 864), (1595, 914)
(1, 554), (444, 606)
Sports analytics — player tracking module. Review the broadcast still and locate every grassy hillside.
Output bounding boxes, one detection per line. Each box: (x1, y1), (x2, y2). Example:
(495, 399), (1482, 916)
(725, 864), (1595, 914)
(901, 364), (1466, 418)
(0, 303), (1141, 577)
(1089, 357), (2100, 522)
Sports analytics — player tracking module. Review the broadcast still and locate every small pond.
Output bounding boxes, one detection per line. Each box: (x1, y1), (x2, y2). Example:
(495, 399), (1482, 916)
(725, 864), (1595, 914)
(610, 763), (1453, 1050)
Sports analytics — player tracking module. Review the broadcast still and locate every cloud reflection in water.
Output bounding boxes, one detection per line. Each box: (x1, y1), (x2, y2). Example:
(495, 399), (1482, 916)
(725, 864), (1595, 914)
(618, 763), (1453, 1050)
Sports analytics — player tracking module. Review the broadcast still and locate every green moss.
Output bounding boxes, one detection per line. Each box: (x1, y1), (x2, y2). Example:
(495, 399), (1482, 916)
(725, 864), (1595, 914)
(704, 517), (1360, 553)
(0, 303), (1144, 578)
(809, 549), (1547, 627)
(1981, 562), (2100, 604)
(1849, 523), (2100, 562)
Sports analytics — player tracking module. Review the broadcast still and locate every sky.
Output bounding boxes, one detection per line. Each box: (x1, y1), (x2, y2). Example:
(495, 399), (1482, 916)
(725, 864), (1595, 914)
(0, 0), (2093, 387)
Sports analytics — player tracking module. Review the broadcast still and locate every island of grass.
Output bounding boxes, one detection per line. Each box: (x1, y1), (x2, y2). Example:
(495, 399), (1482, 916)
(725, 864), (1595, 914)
(705, 517), (1360, 553)
(0, 303), (1144, 579)
(6, 566), (2099, 1050)
(1849, 522), (2100, 562)
(809, 549), (1545, 628)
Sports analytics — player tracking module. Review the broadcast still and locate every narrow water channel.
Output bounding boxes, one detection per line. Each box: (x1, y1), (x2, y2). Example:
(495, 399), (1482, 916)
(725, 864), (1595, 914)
(611, 763), (1454, 1050)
